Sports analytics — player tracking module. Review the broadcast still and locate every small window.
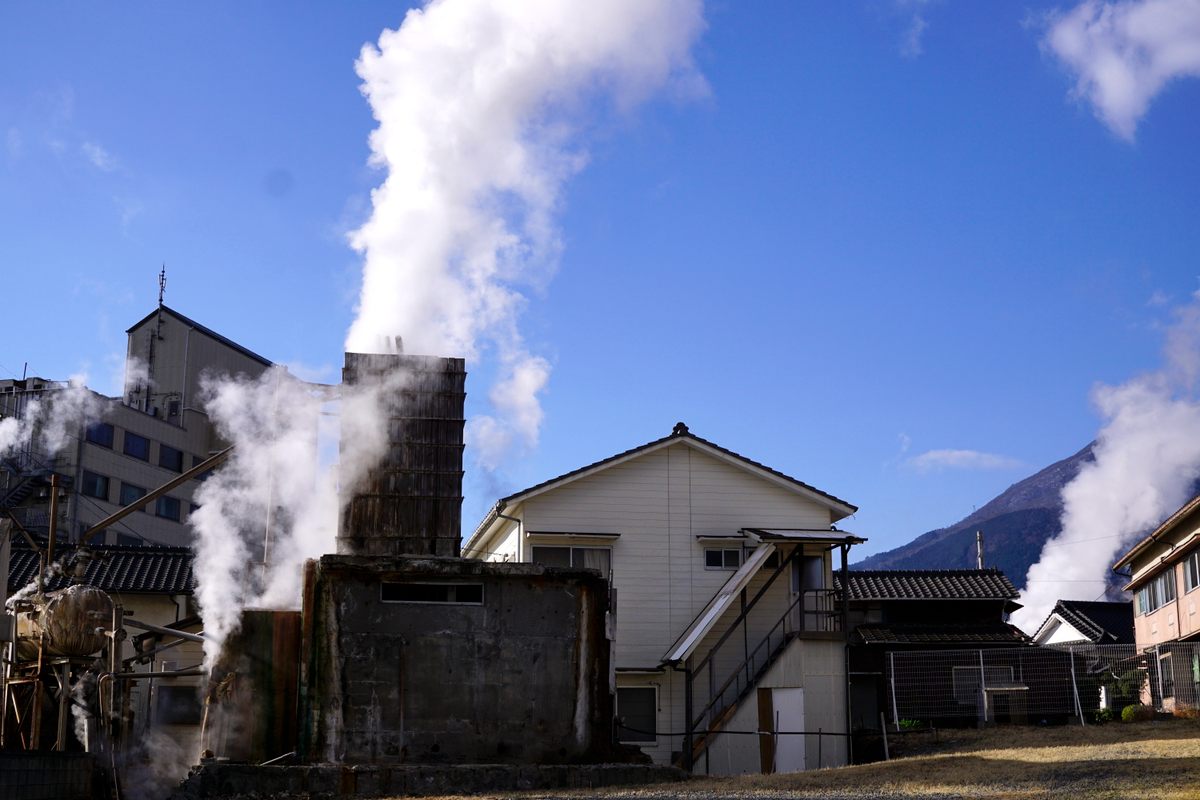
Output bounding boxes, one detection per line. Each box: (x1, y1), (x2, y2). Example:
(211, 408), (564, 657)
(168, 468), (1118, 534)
(80, 471), (109, 501)
(155, 685), (202, 725)
(616, 686), (657, 744)
(1138, 570), (1177, 615)
(1186, 552), (1200, 594)
(159, 444), (184, 473)
(119, 482), (147, 509)
(704, 548), (741, 570)
(155, 495), (181, 522)
(530, 545), (612, 578)
(85, 422), (114, 448)
(380, 582), (484, 604)
(123, 431), (150, 461)
(192, 454), (213, 481)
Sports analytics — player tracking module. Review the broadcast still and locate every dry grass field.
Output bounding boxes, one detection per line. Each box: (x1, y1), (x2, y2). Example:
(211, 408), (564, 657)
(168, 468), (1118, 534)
(416, 719), (1200, 800)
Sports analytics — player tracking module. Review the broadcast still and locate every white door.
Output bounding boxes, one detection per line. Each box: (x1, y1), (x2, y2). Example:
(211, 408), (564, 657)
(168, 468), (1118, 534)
(772, 687), (806, 773)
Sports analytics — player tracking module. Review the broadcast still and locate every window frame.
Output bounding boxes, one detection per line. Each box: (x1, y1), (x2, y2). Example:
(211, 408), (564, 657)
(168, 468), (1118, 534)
(530, 545), (613, 579)
(1138, 570), (1177, 615)
(155, 495), (181, 522)
(80, 470), (110, 501)
(1185, 552), (1200, 594)
(123, 431), (151, 461)
(704, 548), (742, 570)
(616, 685), (658, 745)
(85, 422), (114, 449)
(379, 581), (485, 605)
(119, 482), (147, 509)
(158, 444), (184, 473)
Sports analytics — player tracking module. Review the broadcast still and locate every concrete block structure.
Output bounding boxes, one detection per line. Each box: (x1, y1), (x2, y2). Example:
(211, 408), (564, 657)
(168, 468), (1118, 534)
(298, 555), (617, 764)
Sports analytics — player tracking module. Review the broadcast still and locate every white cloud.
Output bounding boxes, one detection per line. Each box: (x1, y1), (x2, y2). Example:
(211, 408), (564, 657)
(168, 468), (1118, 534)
(907, 448), (1025, 472)
(897, 0), (935, 58)
(1043, 0), (1200, 140)
(81, 141), (117, 171)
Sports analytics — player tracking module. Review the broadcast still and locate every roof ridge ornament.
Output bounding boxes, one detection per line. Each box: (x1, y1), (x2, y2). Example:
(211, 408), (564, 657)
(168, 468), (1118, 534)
(672, 421), (689, 436)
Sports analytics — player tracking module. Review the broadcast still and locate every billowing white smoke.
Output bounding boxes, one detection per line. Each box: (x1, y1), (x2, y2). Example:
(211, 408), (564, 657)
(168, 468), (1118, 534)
(0, 377), (108, 460)
(189, 367), (400, 667)
(345, 0), (705, 469)
(1013, 296), (1200, 631)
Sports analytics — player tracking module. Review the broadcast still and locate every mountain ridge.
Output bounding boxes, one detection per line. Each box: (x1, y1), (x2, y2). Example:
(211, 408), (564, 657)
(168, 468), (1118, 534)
(855, 444), (1095, 588)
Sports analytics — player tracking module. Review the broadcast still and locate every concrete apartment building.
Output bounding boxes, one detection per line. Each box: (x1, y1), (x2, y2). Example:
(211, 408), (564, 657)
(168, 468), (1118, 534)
(464, 422), (864, 775)
(0, 305), (271, 546)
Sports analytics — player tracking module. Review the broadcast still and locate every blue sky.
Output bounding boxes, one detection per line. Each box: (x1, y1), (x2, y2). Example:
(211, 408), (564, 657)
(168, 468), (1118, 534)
(2, 1), (1198, 558)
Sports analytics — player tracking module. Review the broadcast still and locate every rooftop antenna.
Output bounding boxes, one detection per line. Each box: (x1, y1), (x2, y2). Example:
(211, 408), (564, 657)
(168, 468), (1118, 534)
(158, 264), (167, 307)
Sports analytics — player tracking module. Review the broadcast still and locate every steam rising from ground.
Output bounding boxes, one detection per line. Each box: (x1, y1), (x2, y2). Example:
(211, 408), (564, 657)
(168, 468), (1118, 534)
(345, 0), (705, 469)
(189, 367), (399, 667)
(1014, 296), (1200, 631)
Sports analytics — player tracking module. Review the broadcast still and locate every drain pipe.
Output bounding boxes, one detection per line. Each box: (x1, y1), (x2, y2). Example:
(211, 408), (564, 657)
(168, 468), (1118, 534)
(496, 505), (523, 561)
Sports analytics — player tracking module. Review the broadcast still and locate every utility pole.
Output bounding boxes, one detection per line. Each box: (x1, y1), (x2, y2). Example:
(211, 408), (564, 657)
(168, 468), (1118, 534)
(976, 530), (984, 570)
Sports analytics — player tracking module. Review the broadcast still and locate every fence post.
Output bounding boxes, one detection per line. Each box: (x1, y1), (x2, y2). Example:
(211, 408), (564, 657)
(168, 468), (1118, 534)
(1069, 647), (1086, 726)
(978, 650), (988, 725)
(888, 652), (900, 732)
(880, 712), (889, 761)
(1155, 644), (1164, 711)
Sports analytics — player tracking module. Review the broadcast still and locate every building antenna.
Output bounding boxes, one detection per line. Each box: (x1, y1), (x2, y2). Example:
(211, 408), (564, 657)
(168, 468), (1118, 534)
(158, 264), (167, 307)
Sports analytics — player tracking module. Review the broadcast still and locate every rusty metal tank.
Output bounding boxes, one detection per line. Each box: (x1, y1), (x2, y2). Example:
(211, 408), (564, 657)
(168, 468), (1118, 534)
(15, 584), (113, 661)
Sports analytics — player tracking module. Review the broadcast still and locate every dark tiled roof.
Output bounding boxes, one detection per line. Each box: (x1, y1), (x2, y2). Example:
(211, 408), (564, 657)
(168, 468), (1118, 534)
(1042, 600), (1135, 645)
(126, 305), (272, 367)
(469, 422), (857, 546)
(834, 569), (1019, 601)
(856, 622), (1031, 645)
(7, 543), (194, 595)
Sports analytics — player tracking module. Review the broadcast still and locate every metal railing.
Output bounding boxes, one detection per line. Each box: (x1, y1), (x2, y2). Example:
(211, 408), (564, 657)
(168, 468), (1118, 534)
(690, 588), (841, 737)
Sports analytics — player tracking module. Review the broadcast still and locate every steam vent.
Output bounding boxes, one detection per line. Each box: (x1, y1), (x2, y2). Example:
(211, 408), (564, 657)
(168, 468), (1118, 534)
(338, 351), (466, 558)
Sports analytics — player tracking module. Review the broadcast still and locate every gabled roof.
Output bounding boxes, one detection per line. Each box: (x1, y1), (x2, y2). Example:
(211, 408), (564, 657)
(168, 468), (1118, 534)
(466, 422), (857, 552)
(7, 542), (194, 595)
(126, 305), (273, 367)
(855, 622), (1030, 646)
(1034, 600), (1134, 645)
(1113, 491), (1200, 573)
(834, 569), (1019, 601)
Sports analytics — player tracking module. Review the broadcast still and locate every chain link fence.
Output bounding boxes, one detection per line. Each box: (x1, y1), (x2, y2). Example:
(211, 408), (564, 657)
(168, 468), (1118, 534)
(884, 642), (1200, 728)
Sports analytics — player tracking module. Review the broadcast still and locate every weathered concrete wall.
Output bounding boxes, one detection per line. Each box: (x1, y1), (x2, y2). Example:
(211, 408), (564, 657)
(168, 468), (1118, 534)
(204, 609), (301, 764)
(0, 751), (95, 800)
(166, 762), (687, 799)
(299, 555), (622, 765)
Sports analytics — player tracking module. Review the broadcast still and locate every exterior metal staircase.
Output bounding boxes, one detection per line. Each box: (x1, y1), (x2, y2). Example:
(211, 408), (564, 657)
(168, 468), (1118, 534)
(679, 586), (840, 769)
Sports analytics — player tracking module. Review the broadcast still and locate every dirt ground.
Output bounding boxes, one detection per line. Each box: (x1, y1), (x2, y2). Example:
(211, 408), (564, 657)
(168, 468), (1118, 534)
(413, 718), (1200, 800)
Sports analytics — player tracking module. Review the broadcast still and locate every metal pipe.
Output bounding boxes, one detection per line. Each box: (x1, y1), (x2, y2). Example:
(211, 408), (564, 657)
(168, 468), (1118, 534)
(124, 633), (202, 666)
(122, 618), (205, 642)
(46, 474), (59, 564)
(81, 447), (232, 543)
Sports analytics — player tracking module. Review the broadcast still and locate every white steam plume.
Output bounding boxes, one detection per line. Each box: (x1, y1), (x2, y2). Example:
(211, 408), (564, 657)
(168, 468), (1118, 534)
(0, 377), (109, 460)
(1013, 296), (1200, 631)
(345, 0), (705, 469)
(1043, 0), (1200, 141)
(189, 367), (403, 667)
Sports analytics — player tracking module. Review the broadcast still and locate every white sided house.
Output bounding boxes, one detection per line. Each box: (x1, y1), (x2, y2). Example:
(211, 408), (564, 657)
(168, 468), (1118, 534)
(463, 423), (864, 775)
